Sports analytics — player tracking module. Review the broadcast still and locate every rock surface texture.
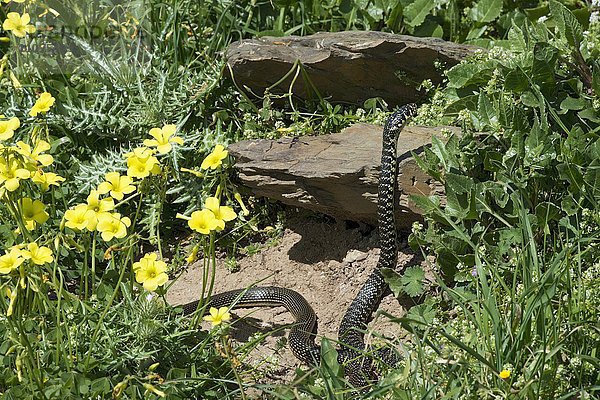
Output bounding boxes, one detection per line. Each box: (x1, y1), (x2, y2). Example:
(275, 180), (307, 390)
(229, 124), (458, 228)
(226, 31), (479, 106)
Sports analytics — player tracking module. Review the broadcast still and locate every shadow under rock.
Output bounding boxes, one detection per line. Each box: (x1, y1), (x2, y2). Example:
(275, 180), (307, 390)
(285, 213), (414, 266)
(284, 213), (375, 264)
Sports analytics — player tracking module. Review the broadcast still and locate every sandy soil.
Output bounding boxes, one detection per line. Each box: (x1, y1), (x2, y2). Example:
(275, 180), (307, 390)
(166, 212), (424, 385)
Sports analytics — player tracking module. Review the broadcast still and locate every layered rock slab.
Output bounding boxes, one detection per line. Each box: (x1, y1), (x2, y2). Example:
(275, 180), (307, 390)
(229, 124), (458, 228)
(226, 31), (479, 106)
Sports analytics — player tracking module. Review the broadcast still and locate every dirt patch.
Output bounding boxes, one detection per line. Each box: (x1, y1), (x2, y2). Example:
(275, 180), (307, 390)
(166, 213), (423, 384)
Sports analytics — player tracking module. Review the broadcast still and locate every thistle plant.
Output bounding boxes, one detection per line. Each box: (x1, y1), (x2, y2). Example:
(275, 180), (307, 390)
(0, 69), (246, 396)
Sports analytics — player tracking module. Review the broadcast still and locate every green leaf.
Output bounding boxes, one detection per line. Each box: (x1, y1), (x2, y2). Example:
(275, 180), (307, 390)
(431, 135), (450, 172)
(444, 94), (479, 115)
(446, 172), (474, 194)
(91, 378), (111, 394)
(520, 91), (540, 107)
(445, 190), (470, 218)
(505, 70), (529, 93)
(560, 96), (587, 111)
(583, 159), (600, 198)
(560, 195), (579, 216)
(535, 202), (561, 233)
(524, 4), (550, 21)
(256, 29), (285, 37)
(400, 266), (426, 296)
(403, 0), (435, 27)
(483, 151), (503, 173)
(446, 63), (484, 89)
(466, 25), (487, 40)
(578, 108), (600, 123)
(406, 300), (437, 325)
(383, 267), (426, 297)
(469, 0), (502, 22)
(507, 23), (527, 51)
(412, 148), (443, 181)
(320, 338), (341, 377)
(382, 268), (404, 298)
(593, 63), (600, 95)
(413, 17), (444, 38)
(532, 42), (558, 91)
(410, 194), (441, 214)
(549, 0), (583, 48)
(477, 92), (498, 128)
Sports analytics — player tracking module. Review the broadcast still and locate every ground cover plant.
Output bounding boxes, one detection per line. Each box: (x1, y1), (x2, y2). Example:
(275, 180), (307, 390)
(0, 0), (598, 399)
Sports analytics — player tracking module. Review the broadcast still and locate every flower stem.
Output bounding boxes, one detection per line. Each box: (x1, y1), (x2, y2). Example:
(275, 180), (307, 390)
(91, 231), (96, 296)
(83, 238), (134, 371)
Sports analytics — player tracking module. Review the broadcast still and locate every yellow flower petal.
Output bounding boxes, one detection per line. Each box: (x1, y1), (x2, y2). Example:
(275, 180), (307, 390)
(200, 144), (228, 170)
(21, 242), (53, 265)
(188, 209), (218, 234)
(203, 306), (231, 326)
(0, 248), (24, 274)
(21, 198), (49, 230)
(0, 117), (20, 141)
(29, 92), (55, 117)
(498, 370), (511, 379)
(133, 253), (169, 292)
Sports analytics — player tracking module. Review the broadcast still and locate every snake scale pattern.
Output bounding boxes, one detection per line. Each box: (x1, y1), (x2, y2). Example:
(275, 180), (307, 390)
(182, 103), (417, 385)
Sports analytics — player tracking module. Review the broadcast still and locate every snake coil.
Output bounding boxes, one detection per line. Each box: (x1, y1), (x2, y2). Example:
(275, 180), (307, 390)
(181, 103), (418, 384)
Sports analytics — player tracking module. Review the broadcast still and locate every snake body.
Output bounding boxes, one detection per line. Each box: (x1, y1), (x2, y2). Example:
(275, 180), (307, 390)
(182, 286), (321, 364)
(182, 104), (417, 382)
(338, 103), (418, 384)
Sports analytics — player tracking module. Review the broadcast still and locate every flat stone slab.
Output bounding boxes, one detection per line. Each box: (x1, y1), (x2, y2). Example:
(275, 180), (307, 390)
(227, 31), (479, 106)
(229, 124), (458, 228)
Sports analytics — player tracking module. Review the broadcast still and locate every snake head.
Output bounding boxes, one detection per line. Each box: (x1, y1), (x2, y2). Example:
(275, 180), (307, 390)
(384, 103), (418, 136)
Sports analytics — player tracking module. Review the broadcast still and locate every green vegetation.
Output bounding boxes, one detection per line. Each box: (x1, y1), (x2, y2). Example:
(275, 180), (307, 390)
(0, 0), (598, 399)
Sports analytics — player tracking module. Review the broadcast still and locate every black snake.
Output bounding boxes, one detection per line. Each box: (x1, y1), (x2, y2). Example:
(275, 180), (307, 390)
(182, 103), (417, 384)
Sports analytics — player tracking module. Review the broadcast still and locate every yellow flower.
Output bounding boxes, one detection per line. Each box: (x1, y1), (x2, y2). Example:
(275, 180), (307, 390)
(234, 192), (249, 216)
(0, 157), (30, 192)
(29, 92), (55, 117)
(498, 369), (511, 379)
(143, 124), (183, 154)
(86, 190), (115, 213)
(201, 144), (228, 170)
(203, 306), (231, 326)
(180, 167), (203, 178)
(125, 147), (154, 159)
(181, 209), (218, 234)
(9, 71), (21, 89)
(20, 197), (49, 230)
(16, 140), (54, 167)
(84, 190), (114, 229)
(0, 247), (25, 274)
(125, 147), (161, 179)
(96, 212), (131, 241)
(0, 117), (20, 141)
(2, 12), (36, 38)
(133, 253), (169, 292)
(64, 204), (95, 231)
(31, 170), (65, 191)
(5, 286), (17, 317)
(21, 242), (53, 265)
(204, 197), (236, 230)
(142, 383), (166, 398)
(185, 244), (199, 264)
(97, 171), (136, 200)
